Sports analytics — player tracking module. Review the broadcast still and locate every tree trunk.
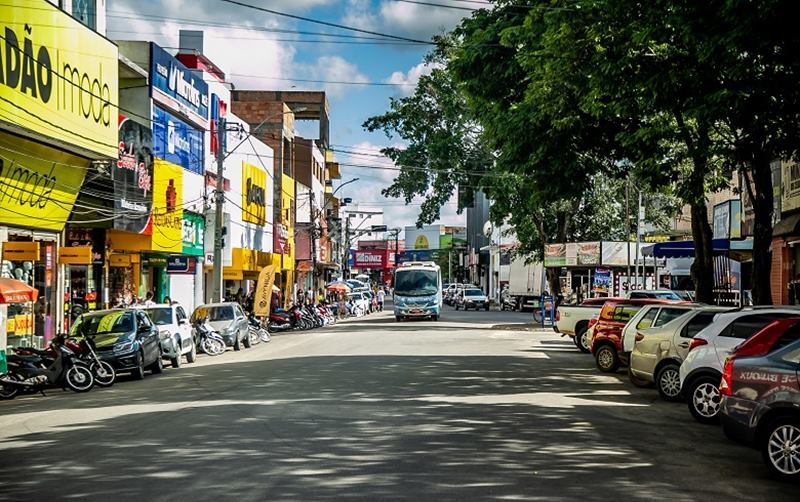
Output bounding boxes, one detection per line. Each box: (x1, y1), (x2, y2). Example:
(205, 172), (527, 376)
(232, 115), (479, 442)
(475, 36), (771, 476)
(749, 157), (775, 305)
(546, 267), (561, 298)
(689, 201), (715, 303)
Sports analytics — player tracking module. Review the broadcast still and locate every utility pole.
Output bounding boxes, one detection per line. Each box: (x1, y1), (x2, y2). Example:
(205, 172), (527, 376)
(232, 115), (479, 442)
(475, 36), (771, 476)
(309, 188), (317, 294)
(625, 179), (631, 294)
(212, 116), (226, 303)
(635, 189), (643, 289)
(343, 215), (350, 279)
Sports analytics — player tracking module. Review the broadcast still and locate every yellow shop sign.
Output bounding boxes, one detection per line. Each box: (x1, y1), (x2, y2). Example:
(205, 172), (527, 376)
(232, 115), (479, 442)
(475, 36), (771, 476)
(0, 1), (119, 158)
(242, 161), (267, 225)
(0, 134), (87, 230)
(151, 159), (183, 253)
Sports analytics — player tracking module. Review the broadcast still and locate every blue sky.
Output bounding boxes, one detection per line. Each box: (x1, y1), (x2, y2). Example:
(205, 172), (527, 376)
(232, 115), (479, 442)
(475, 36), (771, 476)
(106, 0), (480, 229)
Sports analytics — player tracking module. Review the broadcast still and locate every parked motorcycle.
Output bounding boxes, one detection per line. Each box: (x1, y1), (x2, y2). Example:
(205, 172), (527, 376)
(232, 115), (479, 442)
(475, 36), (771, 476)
(247, 313), (271, 342)
(267, 311), (292, 334)
(65, 336), (115, 387)
(0, 335), (95, 400)
(194, 318), (226, 356)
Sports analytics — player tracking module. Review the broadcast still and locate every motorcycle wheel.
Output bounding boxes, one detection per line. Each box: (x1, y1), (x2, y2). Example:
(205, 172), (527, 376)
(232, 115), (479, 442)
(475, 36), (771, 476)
(259, 328), (271, 342)
(65, 365), (95, 392)
(0, 374), (20, 400)
(248, 326), (261, 346)
(91, 360), (116, 388)
(201, 337), (222, 356)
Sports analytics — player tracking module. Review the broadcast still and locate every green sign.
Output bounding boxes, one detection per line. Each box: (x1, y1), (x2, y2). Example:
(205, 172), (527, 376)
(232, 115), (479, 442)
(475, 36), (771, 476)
(182, 212), (205, 256)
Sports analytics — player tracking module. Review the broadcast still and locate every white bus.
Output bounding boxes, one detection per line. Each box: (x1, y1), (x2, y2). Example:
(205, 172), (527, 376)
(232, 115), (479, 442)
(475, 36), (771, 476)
(393, 261), (442, 321)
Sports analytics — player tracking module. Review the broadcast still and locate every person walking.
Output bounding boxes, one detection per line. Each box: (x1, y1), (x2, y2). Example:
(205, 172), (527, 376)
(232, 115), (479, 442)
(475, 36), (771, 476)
(376, 288), (385, 312)
(143, 291), (156, 307)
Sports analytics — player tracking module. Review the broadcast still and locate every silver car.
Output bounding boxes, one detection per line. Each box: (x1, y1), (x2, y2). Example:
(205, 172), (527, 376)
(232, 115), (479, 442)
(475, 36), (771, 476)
(191, 302), (250, 351)
(141, 303), (197, 368)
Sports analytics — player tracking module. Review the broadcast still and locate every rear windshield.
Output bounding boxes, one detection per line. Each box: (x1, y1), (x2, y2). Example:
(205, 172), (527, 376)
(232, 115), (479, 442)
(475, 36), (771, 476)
(465, 289), (484, 297)
(721, 313), (798, 339)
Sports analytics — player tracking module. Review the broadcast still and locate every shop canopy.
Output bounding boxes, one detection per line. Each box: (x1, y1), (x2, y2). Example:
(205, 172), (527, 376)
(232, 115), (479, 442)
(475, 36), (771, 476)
(0, 278), (39, 304)
(642, 238), (753, 259)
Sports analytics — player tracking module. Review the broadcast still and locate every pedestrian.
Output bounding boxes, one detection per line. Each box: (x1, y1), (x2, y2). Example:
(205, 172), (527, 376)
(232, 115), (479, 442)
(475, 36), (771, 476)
(377, 288), (385, 311)
(143, 291), (156, 307)
(789, 274), (800, 305)
(163, 295), (172, 305)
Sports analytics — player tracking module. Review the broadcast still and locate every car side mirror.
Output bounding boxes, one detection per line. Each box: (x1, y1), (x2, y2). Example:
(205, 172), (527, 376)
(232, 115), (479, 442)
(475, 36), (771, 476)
(178, 319), (187, 325)
(137, 325), (150, 335)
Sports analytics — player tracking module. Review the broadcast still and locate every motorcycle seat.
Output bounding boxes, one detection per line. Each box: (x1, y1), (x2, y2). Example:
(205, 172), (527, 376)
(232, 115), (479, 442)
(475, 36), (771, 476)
(8, 354), (43, 363)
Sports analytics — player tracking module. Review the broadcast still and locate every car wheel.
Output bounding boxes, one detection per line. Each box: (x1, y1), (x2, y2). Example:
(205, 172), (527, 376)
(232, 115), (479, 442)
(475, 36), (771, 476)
(234, 336), (241, 351)
(454, 304), (459, 310)
(655, 364), (682, 401)
(628, 367), (652, 388)
(687, 375), (722, 424)
(762, 416), (800, 480)
(395, 316), (402, 322)
(132, 351), (146, 380)
(149, 352), (163, 374)
(575, 325), (591, 354)
(171, 348), (182, 369)
(595, 345), (619, 373)
(243, 332), (252, 348)
(186, 341), (197, 363)
(432, 315), (439, 321)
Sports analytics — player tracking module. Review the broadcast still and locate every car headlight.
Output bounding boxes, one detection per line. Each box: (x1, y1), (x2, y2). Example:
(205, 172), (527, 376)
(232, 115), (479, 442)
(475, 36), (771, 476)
(114, 341), (134, 353)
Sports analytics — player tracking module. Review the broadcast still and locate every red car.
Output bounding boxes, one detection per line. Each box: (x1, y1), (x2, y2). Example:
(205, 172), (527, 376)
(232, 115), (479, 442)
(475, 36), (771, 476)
(591, 298), (685, 372)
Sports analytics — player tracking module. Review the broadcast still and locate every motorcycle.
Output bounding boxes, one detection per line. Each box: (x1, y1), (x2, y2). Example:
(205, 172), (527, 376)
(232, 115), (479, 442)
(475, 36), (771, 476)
(267, 311), (292, 334)
(66, 336), (116, 387)
(247, 313), (271, 342)
(194, 318), (226, 356)
(0, 334), (95, 400)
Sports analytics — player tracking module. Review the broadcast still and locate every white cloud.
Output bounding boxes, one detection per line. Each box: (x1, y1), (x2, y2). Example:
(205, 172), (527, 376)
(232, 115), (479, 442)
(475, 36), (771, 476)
(334, 142), (463, 229)
(298, 56), (370, 98)
(341, 0), (379, 31)
(378, 0), (468, 40)
(385, 61), (441, 96)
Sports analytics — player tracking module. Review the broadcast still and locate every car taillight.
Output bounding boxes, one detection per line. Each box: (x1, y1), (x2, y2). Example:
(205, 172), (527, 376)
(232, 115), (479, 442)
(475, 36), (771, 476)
(588, 315), (599, 328)
(634, 332), (645, 342)
(720, 357), (734, 397)
(688, 338), (707, 352)
(556, 310), (561, 322)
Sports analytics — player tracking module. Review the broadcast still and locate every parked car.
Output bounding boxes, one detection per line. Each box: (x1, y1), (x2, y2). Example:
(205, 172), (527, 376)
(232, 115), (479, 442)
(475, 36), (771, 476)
(70, 309), (163, 380)
(140, 303), (197, 368)
(590, 298), (685, 373)
(626, 289), (683, 300)
(718, 317), (800, 479)
(347, 292), (371, 315)
(455, 288), (489, 311)
(556, 297), (622, 352)
(191, 303), (250, 350)
(628, 306), (727, 398)
(680, 308), (800, 424)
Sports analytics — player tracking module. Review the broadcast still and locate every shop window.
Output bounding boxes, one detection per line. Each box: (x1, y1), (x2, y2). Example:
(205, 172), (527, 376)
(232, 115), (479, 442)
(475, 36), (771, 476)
(3, 237), (55, 349)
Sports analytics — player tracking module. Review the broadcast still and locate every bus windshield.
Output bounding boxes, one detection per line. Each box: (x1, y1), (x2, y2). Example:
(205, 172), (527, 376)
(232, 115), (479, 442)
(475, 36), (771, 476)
(395, 270), (438, 296)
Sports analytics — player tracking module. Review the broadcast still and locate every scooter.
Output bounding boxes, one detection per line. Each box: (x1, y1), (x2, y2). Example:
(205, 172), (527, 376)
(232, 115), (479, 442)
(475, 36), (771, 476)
(193, 318), (226, 356)
(247, 313), (271, 342)
(0, 335), (95, 400)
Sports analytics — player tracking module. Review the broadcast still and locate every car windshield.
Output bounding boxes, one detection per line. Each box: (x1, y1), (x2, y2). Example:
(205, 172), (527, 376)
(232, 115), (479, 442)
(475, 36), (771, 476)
(653, 291), (681, 300)
(465, 289), (484, 297)
(143, 307), (172, 326)
(71, 311), (134, 336)
(395, 270), (438, 296)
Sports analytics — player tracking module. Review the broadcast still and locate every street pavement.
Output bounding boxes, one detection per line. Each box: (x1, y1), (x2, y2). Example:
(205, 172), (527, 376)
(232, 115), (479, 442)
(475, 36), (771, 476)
(0, 304), (796, 501)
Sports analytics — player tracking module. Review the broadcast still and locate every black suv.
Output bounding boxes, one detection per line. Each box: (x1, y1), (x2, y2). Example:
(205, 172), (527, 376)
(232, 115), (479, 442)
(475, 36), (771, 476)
(719, 316), (800, 480)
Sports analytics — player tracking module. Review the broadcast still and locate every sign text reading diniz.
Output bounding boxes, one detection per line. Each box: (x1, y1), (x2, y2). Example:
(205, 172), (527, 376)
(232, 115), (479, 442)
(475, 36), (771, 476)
(0, 26), (112, 126)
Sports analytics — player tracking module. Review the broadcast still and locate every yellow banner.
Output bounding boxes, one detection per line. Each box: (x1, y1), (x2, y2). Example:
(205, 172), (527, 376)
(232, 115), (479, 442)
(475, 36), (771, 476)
(0, 1), (119, 158)
(151, 159), (183, 253)
(253, 265), (276, 317)
(0, 134), (87, 230)
(242, 161), (267, 225)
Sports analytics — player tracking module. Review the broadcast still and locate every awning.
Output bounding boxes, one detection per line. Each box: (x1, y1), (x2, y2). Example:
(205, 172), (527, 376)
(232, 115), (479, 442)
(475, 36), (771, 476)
(0, 278), (39, 304)
(297, 261), (313, 272)
(773, 213), (800, 237)
(646, 238), (752, 259)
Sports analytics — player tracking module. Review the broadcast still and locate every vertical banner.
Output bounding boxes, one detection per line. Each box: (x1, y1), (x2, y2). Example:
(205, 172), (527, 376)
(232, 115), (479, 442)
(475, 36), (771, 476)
(151, 160), (184, 252)
(254, 265), (276, 317)
(116, 116), (153, 233)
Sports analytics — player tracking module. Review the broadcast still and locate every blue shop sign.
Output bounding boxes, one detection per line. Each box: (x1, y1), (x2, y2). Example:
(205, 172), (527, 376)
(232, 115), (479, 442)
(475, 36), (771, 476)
(153, 106), (204, 174)
(150, 43), (209, 122)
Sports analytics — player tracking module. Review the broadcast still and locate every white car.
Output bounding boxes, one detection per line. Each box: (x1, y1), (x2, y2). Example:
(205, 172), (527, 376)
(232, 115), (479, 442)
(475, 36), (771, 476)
(679, 308), (800, 424)
(621, 303), (700, 356)
(141, 303), (197, 368)
(347, 292), (370, 316)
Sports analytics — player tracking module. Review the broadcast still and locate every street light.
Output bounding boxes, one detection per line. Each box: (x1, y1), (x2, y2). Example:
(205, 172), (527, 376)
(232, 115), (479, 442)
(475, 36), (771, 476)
(211, 106), (307, 303)
(310, 177), (360, 290)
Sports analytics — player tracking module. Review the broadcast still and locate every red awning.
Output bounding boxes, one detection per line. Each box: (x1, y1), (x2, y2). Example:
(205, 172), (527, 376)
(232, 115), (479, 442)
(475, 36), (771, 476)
(0, 278), (38, 304)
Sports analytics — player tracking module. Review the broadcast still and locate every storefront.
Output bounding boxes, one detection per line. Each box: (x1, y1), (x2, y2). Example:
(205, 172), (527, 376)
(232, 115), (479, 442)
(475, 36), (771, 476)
(0, 3), (118, 346)
(351, 249), (390, 284)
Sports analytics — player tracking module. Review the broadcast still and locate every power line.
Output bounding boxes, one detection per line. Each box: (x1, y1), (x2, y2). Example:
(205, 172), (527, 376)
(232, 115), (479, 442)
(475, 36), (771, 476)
(218, 0), (436, 45)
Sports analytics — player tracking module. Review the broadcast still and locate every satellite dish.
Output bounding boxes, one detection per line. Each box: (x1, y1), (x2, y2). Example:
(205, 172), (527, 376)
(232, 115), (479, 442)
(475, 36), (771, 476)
(483, 221), (493, 238)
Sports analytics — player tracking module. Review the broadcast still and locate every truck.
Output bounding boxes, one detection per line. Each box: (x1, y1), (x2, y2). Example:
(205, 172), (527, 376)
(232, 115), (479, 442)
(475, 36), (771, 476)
(555, 298), (616, 353)
(506, 258), (546, 311)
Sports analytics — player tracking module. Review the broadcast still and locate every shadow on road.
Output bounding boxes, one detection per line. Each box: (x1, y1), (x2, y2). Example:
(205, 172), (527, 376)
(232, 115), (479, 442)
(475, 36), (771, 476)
(0, 345), (788, 501)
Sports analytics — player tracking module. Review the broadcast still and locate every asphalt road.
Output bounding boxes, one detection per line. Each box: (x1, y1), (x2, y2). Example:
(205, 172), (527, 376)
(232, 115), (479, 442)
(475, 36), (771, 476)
(0, 305), (796, 501)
